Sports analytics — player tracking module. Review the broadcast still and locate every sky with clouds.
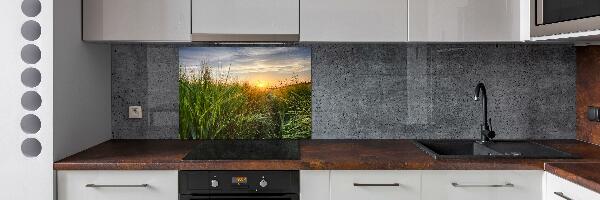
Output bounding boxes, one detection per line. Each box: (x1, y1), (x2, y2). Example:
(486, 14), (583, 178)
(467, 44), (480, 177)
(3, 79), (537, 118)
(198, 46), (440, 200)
(180, 47), (311, 87)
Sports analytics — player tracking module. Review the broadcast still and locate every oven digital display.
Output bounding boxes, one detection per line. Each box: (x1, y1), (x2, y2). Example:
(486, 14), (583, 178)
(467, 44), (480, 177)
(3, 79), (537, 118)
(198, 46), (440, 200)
(232, 176), (248, 185)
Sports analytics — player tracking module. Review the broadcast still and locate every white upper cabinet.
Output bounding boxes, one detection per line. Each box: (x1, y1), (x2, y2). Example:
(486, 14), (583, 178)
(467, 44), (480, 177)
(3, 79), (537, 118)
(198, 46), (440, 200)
(82, 0), (191, 42)
(191, 0), (300, 41)
(409, 0), (530, 42)
(300, 0), (408, 42)
(80, 0), (532, 42)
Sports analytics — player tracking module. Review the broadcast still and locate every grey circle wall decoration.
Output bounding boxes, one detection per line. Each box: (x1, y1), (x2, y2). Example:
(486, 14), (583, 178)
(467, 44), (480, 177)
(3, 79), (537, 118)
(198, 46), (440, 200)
(21, 138), (42, 157)
(20, 114), (41, 134)
(21, 20), (41, 41)
(21, 68), (41, 87)
(21, 44), (41, 64)
(21, 91), (42, 111)
(21, 0), (41, 17)
(21, 0), (44, 160)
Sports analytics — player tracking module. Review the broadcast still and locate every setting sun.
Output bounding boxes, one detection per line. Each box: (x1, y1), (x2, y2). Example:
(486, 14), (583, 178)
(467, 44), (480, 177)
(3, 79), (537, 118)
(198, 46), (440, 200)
(253, 80), (269, 89)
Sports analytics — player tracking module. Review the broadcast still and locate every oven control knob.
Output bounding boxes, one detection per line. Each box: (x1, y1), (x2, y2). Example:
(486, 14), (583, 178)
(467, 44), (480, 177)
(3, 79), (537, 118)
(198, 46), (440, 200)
(211, 180), (219, 188)
(259, 179), (268, 188)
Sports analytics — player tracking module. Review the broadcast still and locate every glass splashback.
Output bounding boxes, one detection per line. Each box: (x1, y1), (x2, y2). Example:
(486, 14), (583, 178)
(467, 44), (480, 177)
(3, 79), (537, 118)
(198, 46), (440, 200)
(178, 47), (311, 140)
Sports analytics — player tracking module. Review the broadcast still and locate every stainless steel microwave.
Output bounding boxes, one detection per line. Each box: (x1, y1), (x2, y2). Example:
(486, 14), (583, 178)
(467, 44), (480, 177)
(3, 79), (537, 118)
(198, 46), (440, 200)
(532, 0), (600, 37)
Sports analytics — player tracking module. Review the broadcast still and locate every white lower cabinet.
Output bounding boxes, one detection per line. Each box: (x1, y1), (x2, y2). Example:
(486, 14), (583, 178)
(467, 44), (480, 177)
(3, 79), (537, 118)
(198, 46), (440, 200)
(301, 170), (331, 200)
(421, 170), (543, 200)
(545, 172), (600, 200)
(57, 170), (178, 200)
(58, 170), (600, 200)
(330, 170), (421, 200)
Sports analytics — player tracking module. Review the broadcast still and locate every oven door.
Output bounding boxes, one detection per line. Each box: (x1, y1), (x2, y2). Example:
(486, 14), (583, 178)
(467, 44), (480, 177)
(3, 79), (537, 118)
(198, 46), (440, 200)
(532, 0), (600, 37)
(180, 194), (299, 200)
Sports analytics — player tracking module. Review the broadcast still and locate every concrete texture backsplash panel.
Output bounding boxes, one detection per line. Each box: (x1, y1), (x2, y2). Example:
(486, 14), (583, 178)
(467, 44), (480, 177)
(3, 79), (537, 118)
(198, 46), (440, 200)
(112, 44), (576, 139)
(112, 45), (180, 139)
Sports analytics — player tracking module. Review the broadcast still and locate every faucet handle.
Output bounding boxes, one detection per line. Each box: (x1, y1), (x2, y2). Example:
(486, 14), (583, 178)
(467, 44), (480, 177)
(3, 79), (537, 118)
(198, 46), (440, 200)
(488, 130), (496, 140)
(488, 118), (496, 139)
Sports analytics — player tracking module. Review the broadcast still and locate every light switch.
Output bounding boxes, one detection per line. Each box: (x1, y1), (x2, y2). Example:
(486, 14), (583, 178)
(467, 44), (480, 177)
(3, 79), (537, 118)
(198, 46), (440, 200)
(129, 106), (143, 119)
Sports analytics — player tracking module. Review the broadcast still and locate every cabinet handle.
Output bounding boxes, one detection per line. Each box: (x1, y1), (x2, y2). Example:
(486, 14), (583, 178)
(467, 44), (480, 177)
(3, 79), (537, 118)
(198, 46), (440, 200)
(451, 182), (514, 188)
(353, 183), (400, 187)
(85, 184), (149, 188)
(553, 192), (573, 200)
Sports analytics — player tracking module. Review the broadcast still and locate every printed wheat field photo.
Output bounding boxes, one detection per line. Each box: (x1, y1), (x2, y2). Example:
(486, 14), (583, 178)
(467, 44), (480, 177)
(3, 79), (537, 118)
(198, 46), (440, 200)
(179, 47), (312, 140)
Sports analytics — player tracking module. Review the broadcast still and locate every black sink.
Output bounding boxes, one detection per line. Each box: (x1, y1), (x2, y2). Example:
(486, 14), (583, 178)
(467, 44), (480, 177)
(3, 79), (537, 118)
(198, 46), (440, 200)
(413, 140), (577, 160)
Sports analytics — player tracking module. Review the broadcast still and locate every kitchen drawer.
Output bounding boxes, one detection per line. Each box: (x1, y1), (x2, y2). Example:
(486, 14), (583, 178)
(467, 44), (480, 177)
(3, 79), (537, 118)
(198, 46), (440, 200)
(421, 170), (543, 200)
(545, 172), (600, 200)
(57, 170), (178, 200)
(330, 170), (420, 200)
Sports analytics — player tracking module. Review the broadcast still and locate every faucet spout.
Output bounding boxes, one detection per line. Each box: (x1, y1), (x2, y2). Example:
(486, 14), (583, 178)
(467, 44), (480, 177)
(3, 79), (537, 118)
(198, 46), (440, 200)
(474, 83), (495, 142)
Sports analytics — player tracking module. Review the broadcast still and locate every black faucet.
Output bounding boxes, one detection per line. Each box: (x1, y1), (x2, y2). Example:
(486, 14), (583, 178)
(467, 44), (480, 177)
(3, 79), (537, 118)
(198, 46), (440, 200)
(474, 83), (495, 143)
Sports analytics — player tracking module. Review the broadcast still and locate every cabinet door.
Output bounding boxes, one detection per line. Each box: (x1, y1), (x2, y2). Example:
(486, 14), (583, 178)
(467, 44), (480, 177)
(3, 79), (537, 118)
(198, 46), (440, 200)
(82, 0), (191, 41)
(300, 0), (408, 42)
(421, 170), (543, 200)
(300, 170), (330, 200)
(330, 170), (420, 200)
(409, 0), (529, 42)
(191, 0), (299, 41)
(57, 170), (178, 200)
(545, 172), (600, 200)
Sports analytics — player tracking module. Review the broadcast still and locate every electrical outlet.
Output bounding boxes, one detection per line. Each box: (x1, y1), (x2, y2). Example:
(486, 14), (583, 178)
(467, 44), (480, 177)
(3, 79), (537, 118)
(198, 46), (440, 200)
(129, 106), (143, 119)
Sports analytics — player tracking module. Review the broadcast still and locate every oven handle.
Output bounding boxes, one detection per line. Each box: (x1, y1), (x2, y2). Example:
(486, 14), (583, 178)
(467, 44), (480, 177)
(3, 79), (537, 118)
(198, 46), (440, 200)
(179, 196), (209, 200)
(180, 194), (298, 200)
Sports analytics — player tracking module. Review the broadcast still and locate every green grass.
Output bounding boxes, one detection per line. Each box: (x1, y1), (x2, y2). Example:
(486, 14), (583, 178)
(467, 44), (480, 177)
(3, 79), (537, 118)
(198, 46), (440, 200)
(179, 65), (311, 140)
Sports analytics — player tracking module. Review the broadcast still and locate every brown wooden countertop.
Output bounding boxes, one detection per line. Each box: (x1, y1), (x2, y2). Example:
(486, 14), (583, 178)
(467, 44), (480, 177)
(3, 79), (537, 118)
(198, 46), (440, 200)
(54, 139), (600, 171)
(545, 162), (600, 194)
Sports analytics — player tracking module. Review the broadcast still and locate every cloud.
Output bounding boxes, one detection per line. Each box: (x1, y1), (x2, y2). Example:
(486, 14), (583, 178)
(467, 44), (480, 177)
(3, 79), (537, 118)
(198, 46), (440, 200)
(179, 47), (311, 83)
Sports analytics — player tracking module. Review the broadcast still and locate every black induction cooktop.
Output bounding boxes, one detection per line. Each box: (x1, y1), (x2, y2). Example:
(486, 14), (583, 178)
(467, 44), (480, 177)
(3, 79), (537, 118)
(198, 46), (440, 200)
(182, 140), (300, 160)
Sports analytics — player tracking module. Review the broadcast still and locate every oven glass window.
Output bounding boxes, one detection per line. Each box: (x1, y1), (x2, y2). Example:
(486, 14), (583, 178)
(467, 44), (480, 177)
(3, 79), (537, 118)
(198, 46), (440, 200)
(541, 0), (600, 24)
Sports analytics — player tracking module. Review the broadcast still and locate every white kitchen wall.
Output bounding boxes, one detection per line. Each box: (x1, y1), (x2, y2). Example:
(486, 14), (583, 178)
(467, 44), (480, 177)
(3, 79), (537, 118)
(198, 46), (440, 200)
(0, 0), (53, 199)
(53, 0), (111, 161)
(0, 0), (111, 199)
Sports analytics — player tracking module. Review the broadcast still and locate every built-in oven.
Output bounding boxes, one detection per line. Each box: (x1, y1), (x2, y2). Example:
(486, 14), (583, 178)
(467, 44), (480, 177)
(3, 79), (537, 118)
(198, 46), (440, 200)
(179, 171), (299, 200)
(532, 0), (600, 37)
